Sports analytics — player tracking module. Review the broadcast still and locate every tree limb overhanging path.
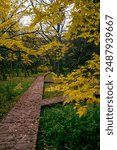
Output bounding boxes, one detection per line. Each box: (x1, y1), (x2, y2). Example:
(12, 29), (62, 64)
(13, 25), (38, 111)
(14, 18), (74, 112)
(0, 76), (66, 150)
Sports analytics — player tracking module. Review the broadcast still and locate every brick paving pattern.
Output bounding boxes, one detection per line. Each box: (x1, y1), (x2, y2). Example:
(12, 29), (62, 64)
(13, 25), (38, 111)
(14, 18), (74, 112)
(0, 76), (44, 150)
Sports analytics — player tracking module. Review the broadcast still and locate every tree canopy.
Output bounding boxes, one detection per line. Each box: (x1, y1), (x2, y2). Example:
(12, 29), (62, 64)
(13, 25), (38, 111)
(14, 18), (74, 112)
(0, 0), (100, 116)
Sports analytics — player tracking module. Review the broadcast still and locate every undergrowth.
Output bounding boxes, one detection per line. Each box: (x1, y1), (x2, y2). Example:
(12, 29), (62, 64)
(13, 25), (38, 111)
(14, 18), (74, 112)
(36, 104), (100, 150)
(0, 76), (34, 120)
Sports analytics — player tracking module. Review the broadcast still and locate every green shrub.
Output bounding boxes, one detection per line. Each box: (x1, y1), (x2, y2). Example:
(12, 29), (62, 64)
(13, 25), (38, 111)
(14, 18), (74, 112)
(36, 104), (100, 150)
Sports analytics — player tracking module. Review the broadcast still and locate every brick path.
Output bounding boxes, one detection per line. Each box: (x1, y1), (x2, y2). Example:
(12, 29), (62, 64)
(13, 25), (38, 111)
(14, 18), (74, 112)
(0, 76), (44, 150)
(0, 75), (66, 150)
(41, 96), (66, 106)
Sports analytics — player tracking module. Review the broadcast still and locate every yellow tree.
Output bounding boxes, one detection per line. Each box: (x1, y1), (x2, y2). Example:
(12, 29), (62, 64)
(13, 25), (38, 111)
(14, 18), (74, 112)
(27, 0), (72, 74)
(0, 0), (38, 78)
(47, 0), (100, 116)
(28, 0), (99, 75)
(29, 0), (99, 45)
(49, 53), (100, 117)
(67, 0), (100, 46)
(0, 0), (36, 59)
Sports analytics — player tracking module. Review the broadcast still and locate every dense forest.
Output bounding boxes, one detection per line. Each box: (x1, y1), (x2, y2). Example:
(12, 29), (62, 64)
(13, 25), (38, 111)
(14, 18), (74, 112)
(0, 0), (100, 149)
(0, 0), (100, 114)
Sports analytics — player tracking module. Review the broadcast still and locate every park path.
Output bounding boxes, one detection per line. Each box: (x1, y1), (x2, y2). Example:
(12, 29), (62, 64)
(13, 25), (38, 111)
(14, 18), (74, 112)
(41, 96), (66, 106)
(0, 75), (66, 150)
(0, 76), (44, 150)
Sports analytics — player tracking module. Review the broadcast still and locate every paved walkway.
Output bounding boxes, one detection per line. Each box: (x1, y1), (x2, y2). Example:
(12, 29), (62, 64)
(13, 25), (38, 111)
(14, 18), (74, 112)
(0, 75), (66, 150)
(41, 96), (66, 106)
(0, 76), (44, 150)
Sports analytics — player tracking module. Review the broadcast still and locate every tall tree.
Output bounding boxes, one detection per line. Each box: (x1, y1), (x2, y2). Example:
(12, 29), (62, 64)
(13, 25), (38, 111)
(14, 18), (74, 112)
(0, 0), (38, 78)
(47, 0), (100, 116)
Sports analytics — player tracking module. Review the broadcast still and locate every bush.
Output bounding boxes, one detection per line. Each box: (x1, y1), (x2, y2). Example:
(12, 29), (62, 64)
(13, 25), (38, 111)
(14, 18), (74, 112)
(36, 104), (100, 150)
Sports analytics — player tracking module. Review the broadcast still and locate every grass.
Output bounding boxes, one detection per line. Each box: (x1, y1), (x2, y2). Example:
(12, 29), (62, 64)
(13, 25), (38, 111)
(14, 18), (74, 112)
(36, 104), (100, 150)
(0, 72), (100, 150)
(39, 72), (99, 149)
(0, 72), (61, 120)
(0, 76), (35, 120)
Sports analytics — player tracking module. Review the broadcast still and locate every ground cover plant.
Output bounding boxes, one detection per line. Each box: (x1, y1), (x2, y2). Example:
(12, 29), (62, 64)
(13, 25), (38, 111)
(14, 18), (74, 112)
(36, 104), (100, 150)
(0, 76), (34, 120)
(0, 0), (100, 149)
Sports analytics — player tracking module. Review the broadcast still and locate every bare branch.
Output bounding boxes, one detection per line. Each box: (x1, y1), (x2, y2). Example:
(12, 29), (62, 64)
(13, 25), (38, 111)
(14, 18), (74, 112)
(39, 22), (52, 41)
(9, 30), (39, 39)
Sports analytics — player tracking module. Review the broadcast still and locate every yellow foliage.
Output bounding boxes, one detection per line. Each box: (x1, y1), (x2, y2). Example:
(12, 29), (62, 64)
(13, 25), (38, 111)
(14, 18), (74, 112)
(37, 41), (68, 60)
(37, 65), (49, 72)
(0, 54), (4, 61)
(0, 0), (37, 64)
(30, 0), (66, 28)
(76, 106), (88, 117)
(49, 53), (100, 117)
(13, 83), (23, 91)
(8, 53), (17, 61)
(66, 0), (100, 46)
(31, 0), (99, 46)
(21, 53), (33, 65)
